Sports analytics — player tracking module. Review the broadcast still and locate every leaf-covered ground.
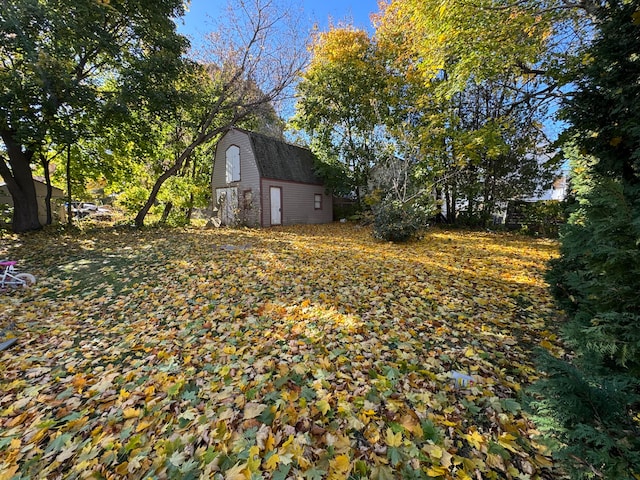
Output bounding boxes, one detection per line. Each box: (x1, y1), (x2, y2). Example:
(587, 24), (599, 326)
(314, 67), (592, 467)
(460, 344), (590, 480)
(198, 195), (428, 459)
(0, 224), (564, 480)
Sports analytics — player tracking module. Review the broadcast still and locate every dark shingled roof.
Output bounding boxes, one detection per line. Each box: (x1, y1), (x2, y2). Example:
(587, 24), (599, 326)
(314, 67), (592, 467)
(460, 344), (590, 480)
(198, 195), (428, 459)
(239, 129), (323, 185)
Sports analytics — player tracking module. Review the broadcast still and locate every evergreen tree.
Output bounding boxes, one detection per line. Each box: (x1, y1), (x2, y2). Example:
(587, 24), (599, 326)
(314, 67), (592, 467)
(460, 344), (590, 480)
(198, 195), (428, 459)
(532, 1), (640, 478)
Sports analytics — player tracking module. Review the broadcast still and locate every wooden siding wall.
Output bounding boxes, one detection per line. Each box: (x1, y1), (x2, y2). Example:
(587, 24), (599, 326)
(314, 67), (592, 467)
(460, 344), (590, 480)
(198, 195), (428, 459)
(260, 178), (333, 226)
(212, 130), (261, 226)
(0, 182), (64, 225)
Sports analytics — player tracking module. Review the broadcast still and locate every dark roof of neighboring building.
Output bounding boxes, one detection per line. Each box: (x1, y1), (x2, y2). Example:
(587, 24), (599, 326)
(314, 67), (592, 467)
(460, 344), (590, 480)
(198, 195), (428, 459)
(232, 128), (323, 185)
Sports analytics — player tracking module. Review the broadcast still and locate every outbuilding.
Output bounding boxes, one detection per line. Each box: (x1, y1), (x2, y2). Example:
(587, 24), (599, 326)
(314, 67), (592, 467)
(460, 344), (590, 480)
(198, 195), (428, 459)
(211, 128), (332, 227)
(0, 176), (64, 226)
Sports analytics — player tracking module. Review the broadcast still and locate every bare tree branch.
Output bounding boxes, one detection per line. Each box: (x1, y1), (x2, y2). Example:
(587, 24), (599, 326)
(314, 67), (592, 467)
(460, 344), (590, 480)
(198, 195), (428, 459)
(134, 0), (310, 227)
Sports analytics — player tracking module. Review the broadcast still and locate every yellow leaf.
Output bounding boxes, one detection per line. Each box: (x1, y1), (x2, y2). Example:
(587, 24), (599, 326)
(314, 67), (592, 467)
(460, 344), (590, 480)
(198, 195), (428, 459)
(247, 446), (261, 472)
(115, 462), (129, 475)
(225, 462), (248, 480)
(281, 434), (294, 449)
(293, 363), (307, 375)
(264, 453), (279, 471)
(486, 453), (506, 471)
(265, 434), (276, 452)
(123, 407), (141, 419)
(281, 389), (299, 403)
(423, 443), (443, 460)
(400, 414), (422, 436)
(456, 469), (473, 480)
(463, 430), (484, 450)
(426, 465), (448, 477)
(534, 454), (554, 468)
(441, 449), (453, 469)
(540, 339), (554, 350)
(330, 454), (351, 474)
(136, 420), (152, 432)
(118, 388), (130, 401)
(498, 433), (519, 453)
(316, 398), (331, 416)
(385, 428), (402, 447)
(0, 464), (19, 480)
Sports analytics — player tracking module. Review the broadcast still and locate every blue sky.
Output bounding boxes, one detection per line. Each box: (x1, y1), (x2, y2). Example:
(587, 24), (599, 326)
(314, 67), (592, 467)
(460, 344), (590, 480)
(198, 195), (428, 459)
(176, 0), (380, 44)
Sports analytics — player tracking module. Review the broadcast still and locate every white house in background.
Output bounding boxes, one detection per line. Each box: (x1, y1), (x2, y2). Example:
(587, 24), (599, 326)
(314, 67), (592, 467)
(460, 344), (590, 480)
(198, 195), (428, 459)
(523, 174), (568, 202)
(211, 128), (333, 227)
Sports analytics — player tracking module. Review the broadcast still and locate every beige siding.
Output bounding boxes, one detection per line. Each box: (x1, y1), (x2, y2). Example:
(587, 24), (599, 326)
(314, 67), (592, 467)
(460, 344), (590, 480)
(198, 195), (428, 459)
(260, 179), (333, 226)
(212, 130), (261, 226)
(0, 181), (64, 225)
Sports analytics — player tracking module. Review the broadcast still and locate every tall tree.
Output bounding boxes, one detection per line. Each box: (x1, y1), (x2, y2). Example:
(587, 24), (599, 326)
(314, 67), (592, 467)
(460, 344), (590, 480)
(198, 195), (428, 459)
(372, 0), (575, 224)
(437, 78), (557, 224)
(534, 1), (640, 477)
(133, 0), (308, 227)
(292, 26), (389, 202)
(0, 0), (188, 232)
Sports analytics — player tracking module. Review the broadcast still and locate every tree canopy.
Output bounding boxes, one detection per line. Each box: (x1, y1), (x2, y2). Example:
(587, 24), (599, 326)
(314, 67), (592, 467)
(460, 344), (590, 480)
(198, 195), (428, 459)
(132, 0), (308, 227)
(0, 0), (188, 232)
(293, 27), (389, 200)
(292, 0), (571, 226)
(0, 0), (307, 231)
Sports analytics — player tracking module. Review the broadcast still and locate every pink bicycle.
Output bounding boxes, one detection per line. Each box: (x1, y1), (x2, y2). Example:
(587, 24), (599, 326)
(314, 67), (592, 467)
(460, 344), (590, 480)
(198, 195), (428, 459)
(0, 260), (36, 288)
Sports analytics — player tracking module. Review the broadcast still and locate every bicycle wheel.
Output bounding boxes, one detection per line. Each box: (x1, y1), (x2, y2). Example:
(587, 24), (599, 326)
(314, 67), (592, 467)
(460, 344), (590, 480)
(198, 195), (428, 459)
(6, 273), (37, 287)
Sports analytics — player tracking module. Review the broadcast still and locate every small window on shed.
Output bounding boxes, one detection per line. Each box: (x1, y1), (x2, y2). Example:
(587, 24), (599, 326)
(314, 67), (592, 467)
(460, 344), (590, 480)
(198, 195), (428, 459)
(314, 194), (322, 210)
(225, 145), (240, 183)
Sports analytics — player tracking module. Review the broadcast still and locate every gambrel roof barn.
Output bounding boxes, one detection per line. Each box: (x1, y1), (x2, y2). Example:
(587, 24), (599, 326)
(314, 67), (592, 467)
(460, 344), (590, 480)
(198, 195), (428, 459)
(212, 128), (332, 227)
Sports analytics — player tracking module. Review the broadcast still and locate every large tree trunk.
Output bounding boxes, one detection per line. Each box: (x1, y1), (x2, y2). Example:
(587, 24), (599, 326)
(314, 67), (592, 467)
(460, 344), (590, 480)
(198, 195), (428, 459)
(0, 131), (41, 233)
(185, 156), (198, 223)
(185, 193), (194, 223)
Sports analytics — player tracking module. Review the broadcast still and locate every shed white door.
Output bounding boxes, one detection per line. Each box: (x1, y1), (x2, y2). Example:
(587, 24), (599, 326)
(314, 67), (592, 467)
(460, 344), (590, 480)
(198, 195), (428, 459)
(270, 186), (282, 225)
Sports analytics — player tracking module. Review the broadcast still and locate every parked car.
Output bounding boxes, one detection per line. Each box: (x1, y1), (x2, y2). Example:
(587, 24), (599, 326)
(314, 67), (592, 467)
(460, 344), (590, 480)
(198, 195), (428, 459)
(65, 202), (101, 218)
(80, 203), (98, 212)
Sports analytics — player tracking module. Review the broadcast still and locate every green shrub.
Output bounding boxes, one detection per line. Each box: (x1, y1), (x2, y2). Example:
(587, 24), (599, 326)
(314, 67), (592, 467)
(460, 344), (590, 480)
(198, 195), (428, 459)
(114, 186), (150, 214)
(372, 197), (433, 242)
(528, 353), (640, 479)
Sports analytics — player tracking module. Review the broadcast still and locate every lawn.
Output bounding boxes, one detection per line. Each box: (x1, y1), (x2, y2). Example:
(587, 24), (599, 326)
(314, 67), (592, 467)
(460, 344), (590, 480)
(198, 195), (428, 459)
(0, 223), (564, 480)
